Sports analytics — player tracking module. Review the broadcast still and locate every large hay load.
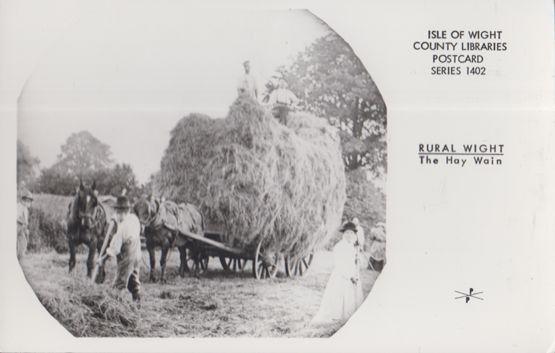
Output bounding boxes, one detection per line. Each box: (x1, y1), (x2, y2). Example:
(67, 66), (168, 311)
(156, 97), (346, 258)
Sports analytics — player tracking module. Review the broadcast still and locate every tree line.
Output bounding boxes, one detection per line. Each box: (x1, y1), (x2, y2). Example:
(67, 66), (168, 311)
(17, 131), (143, 198)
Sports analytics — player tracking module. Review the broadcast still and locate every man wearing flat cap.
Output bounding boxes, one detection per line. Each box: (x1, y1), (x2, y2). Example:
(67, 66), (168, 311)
(17, 188), (33, 259)
(100, 195), (142, 302)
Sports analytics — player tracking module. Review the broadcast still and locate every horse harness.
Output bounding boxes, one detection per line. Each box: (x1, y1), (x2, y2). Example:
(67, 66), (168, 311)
(71, 198), (106, 232)
(143, 198), (162, 230)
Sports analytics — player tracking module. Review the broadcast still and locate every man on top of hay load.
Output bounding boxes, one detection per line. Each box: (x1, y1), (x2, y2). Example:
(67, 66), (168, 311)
(237, 60), (259, 100)
(268, 78), (299, 125)
(99, 195), (142, 303)
(17, 188), (33, 259)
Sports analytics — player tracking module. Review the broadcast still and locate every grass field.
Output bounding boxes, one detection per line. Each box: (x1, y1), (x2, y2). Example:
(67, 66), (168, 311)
(31, 193), (72, 220)
(21, 193), (381, 337)
(20, 249), (379, 337)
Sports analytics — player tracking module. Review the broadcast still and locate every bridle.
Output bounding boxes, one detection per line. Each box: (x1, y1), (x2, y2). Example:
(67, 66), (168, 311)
(76, 194), (102, 230)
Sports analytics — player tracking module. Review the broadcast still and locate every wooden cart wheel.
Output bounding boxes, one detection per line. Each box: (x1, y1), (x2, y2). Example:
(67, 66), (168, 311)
(219, 256), (247, 272)
(284, 253), (314, 277)
(252, 240), (279, 279)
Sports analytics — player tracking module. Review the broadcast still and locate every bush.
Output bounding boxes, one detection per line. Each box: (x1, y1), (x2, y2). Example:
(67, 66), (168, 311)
(27, 194), (71, 253)
(28, 207), (68, 253)
(343, 169), (385, 234)
(323, 168), (385, 249)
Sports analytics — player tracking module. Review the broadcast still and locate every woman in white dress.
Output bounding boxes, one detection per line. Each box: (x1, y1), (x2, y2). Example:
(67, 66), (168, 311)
(311, 222), (364, 325)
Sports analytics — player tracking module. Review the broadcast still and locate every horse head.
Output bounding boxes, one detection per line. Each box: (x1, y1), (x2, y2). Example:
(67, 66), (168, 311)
(74, 180), (100, 230)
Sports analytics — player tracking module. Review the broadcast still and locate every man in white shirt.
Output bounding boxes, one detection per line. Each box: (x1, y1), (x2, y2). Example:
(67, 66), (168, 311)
(17, 188), (33, 260)
(268, 78), (299, 125)
(100, 195), (142, 302)
(237, 60), (259, 100)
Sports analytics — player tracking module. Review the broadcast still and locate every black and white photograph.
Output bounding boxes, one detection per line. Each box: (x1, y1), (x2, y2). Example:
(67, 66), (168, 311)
(15, 7), (387, 337)
(4, 0), (553, 351)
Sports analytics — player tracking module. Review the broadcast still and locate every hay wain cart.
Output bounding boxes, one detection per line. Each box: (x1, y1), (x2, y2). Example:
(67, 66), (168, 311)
(179, 222), (314, 280)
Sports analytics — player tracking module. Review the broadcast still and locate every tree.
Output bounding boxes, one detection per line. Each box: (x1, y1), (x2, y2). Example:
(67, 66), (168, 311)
(54, 130), (113, 178)
(97, 163), (139, 197)
(35, 131), (139, 196)
(17, 140), (40, 187)
(342, 168), (385, 239)
(273, 32), (387, 174)
(35, 167), (77, 195)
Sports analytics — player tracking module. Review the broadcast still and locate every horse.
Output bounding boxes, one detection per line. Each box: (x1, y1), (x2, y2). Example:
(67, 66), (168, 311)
(133, 195), (205, 282)
(66, 180), (109, 281)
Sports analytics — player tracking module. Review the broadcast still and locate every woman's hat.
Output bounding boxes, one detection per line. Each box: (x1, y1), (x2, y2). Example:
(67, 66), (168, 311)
(340, 221), (358, 233)
(114, 196), (131, 210)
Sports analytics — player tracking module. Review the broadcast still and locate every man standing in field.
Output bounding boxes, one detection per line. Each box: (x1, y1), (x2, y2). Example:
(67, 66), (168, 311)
(237, 60), (259, 101)
(16, 188), (33, 259)
(99, 195), (142, 303)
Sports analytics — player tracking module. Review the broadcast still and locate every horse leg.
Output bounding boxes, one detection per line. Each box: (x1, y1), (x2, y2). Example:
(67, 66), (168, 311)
(96, 264), (106, 284)
(160, 241), (170, 283)
(178, 245), (187, 278)
(147, 241), (157, 282)
(192, 243), (201, 279)
(86, 238), (97, 278)
(68, 237), (76, 273)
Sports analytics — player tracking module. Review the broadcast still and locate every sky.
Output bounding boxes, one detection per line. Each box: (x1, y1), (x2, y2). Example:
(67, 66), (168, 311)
(17, 6), (331, 183)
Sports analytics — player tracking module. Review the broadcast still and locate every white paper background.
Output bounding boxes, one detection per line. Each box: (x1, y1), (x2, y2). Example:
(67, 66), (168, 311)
(0, 0), (554, 352)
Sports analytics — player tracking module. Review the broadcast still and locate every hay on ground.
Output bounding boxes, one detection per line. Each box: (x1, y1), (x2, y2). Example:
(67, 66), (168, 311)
(156, 97), (346, 257)
(36, 276), (141, 337)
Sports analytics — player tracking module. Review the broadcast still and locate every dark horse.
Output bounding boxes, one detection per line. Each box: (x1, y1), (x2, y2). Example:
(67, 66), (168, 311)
(66, 181), (109, 281)
(133, 196), (204, 282)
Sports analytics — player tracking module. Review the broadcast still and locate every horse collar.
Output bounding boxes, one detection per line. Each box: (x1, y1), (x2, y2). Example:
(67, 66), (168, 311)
(144, 199), (160, 227)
